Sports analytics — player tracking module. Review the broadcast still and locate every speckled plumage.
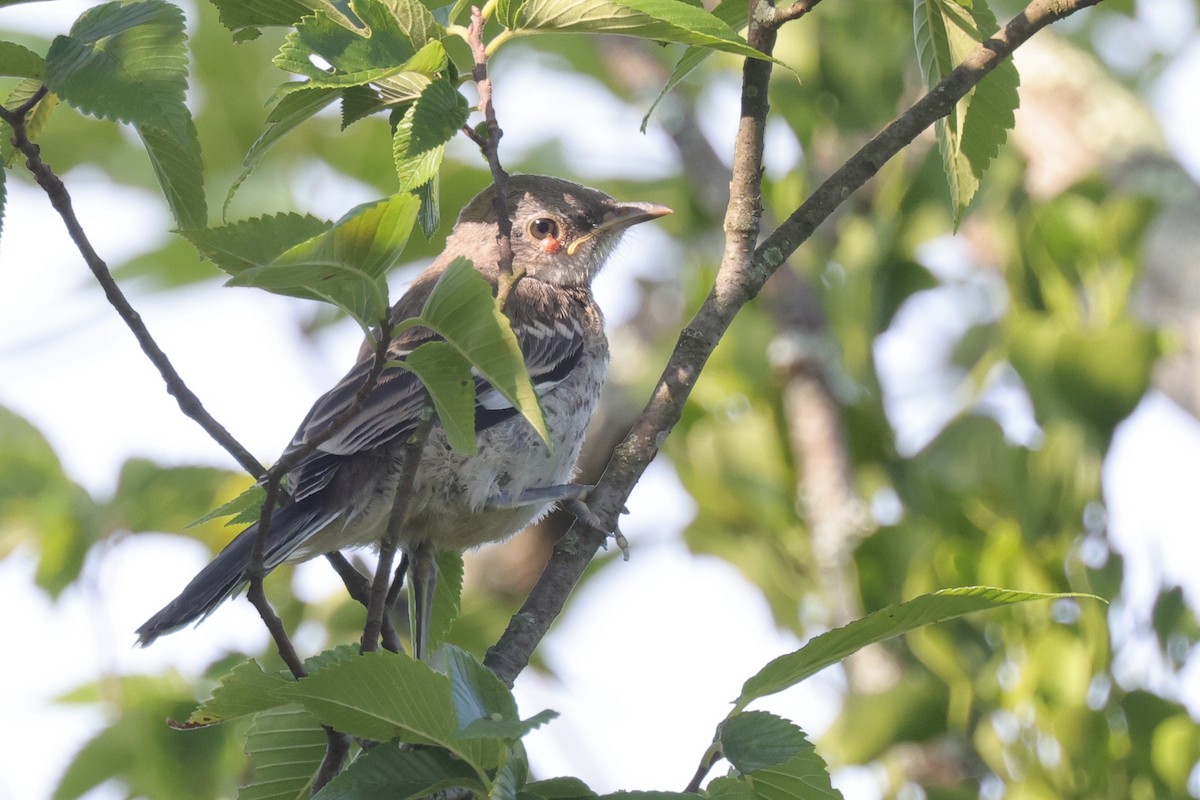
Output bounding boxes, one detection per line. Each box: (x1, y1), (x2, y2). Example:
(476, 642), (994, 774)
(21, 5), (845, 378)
(136, 175), (669, 646)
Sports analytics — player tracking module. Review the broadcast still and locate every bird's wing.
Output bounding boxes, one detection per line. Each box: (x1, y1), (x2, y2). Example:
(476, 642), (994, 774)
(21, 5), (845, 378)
(283, 295), (588, 501)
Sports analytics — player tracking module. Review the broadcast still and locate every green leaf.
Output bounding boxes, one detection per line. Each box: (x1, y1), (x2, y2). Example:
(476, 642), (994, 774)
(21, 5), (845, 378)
(0, 40), (44, 78)
(442, 644), (518, 727)
(223, 194), (420, 327)
(182, 212), (332, 276)
(137, 114), (207, 229)
(392, 78), (468, 192)
(396, 341), (476, 454)
(225, 87), (342, 219)
(403, 257), (549, 447)
(525, 777), (597, 799)
(717, 711), (812, 774)
(274, 0), (417, 80)
(45, 0), (189, 130)
(428, 550), (464, 650)
(208, 0), (332, 39)
(914, 0), (1020, 227)
(273, 650), (460, 749)
(640, 0), (746, 131)
(312, 745), (485, 800)
(185, 660), (292, 727)
(499, 0), (770, 63)
(740, 749), (841, 800)
(735, 587), (1099, 710)
(492, 751), (528, 800)
(1, 80), (59, 168)
(241, 706), (327, 800)
(187, 483), (268, 528)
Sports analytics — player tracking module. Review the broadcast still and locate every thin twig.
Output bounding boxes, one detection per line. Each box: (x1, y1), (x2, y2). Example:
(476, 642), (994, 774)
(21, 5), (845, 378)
(466, 5), (522, 307)
(361, 412), (435, 653)
(483, 0), (1107, 687)
(772, 0), (823, 26)
(312, 732), (350, 796)
(0, 94), (266, 480)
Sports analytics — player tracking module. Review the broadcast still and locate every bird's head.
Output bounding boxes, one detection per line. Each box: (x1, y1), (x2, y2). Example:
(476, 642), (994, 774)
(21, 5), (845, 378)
(448, 174), (672, 287)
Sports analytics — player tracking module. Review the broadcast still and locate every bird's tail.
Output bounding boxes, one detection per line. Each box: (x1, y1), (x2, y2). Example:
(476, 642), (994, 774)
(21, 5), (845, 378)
(135, 498), (336, 646)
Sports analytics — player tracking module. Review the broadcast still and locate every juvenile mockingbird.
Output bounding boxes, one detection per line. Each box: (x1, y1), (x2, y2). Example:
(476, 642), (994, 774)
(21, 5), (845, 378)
(136, 175), (671, 654)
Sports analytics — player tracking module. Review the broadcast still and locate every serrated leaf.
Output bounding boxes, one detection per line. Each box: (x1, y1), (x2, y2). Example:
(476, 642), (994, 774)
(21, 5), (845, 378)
(0, 40), (44, 78)
(225, 87), (341, 218)
(402, 257), (549, 447)
(492, 752), (528, 800)
(241, 706), (327, 800)
(640, 0), (746, 131)
(274, 0), (416, 80)
(717, 711), (812, 774)
(273, 650), (460, 749)
(1, 80), (59, 168)
(441, 645), (519, 728)
(228, 194), (420, 327)
(44, 0), (188, 130)
(428, 550), (463, 649)
(735, 587), (1098, 710)
(380, 0), (444, 48)
(305, 643), (361, 673)
(741, 748), (841, 800)
(458, 709), (558, 741)
(186, 483), (266, 528)
(704, 777), (754, 800)
(392, 78), (468, 192)
(525, 777), (597, 799)
(914, 0), (1019, 227)
(311, 744), (485, 800)
(182, 212), (332, 276)
(398, 342), (476, 453)
(137, 114), (207, 230)
(185, 661), (292, 727)
(499, 0), (770, 63)
(416, 174), (441, 238)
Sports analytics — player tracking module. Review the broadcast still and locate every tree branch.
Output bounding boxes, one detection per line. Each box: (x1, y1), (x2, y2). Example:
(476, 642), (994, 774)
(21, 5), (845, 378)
(484, 0), (1106, 686)
(0, 93), (266, 481)
(465, 5), (522, 308)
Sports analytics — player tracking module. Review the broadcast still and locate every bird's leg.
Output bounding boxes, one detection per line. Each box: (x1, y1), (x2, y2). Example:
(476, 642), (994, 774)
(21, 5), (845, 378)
(487, 484), (630, 559)
(407, 541), (438, 661)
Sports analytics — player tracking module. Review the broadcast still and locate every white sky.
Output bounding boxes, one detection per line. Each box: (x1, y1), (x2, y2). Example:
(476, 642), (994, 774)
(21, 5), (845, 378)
(2, 2), (1200, 800)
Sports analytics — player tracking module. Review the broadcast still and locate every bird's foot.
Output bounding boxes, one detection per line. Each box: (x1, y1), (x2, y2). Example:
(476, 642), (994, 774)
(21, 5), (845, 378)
(486, 484), (630, 560)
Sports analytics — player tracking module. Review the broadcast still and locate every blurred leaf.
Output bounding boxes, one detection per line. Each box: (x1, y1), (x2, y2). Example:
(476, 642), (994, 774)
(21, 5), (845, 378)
(0, 407), (98, 595)
(396, 342), (476, 452)
(241, 706), (326, 800)
(208, 0), (329, 39)
(0, 39), (44, 78)
(0, 79), (59, 168)
(108, 459), (245, 536)
(53, 674), (238, 800)
(735, 587), (1097, 710)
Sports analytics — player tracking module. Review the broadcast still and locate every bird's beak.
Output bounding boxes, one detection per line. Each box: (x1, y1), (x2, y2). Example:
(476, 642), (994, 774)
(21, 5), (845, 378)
(566, 201), (673, 256)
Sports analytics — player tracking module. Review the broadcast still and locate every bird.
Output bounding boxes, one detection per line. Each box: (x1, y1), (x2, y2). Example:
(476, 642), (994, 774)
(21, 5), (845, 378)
(135, 174), (671, 656)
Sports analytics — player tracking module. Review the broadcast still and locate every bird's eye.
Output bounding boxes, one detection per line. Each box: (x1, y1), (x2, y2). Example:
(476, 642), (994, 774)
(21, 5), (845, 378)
(528, 217), (560, 240)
